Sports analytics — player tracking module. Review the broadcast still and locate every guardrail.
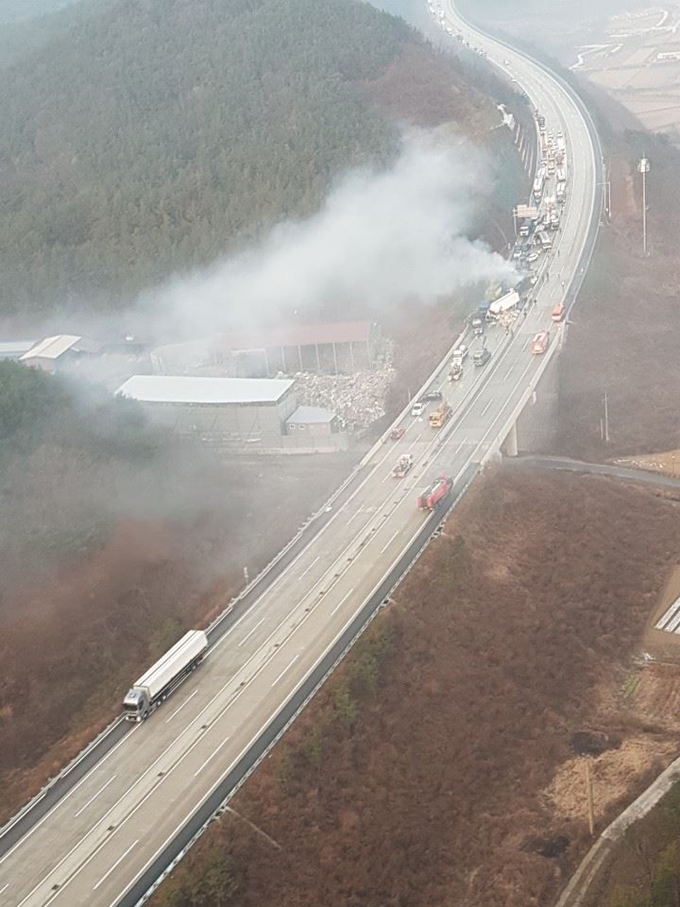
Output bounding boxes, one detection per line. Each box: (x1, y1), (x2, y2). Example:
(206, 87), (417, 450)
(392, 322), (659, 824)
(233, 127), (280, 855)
(0, 715), (126, 846)
(449, 1), (603, 464)
(128, 462), (481, 907)
(0, 5), (599, 879)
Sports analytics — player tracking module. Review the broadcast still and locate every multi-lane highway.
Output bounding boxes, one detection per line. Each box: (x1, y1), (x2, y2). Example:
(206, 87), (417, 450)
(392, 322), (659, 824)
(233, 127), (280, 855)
(0, 7), (602, 906)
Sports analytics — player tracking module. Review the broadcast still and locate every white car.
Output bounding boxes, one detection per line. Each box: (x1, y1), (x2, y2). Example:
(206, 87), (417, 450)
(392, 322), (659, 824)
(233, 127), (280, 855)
(411, 402), (426, 417)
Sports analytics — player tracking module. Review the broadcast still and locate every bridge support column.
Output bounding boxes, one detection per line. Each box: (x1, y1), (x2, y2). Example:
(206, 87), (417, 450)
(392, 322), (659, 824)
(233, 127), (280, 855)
(505, 421), (519, 457)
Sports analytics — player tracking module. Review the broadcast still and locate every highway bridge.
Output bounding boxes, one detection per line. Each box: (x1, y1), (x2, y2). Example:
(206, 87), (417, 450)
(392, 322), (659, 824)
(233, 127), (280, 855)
(0, 6), (602, 906)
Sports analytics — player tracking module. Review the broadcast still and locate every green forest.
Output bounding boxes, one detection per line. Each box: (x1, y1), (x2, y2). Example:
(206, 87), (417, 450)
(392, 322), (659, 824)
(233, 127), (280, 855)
(0, 0), (76, 25)
(0, 361), (157, 594)
(0, 0), (422, 316)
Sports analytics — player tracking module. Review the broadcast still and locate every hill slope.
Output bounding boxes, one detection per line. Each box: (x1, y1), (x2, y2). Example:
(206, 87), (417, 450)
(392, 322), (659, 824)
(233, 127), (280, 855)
(0, 0), (501, 318)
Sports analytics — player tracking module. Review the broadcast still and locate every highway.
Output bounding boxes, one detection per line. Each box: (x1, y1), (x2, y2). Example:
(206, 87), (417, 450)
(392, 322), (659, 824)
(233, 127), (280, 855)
(0, 6), (602, 906)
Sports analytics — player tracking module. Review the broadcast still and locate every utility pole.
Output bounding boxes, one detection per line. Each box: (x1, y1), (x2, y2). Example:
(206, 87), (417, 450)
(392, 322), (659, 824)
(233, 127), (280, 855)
(603, 392), (610, 444)
(585, 759), (595, 836)
(638, 157), (650, 256)
(603, 160), (611, 221)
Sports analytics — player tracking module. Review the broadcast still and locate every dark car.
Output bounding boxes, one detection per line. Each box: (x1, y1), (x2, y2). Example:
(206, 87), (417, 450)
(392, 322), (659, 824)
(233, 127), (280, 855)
(421, 390), (443, 402)
(473, 347), (491, 367)
(389, 427), (405, 441)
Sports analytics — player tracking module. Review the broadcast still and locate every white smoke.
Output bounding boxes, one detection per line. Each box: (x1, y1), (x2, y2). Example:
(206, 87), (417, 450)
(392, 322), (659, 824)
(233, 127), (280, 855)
(136, 133), (513, 340)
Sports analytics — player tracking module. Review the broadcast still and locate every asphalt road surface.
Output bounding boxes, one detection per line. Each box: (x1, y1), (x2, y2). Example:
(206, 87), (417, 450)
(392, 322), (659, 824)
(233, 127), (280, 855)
(0, 8), (601, 907)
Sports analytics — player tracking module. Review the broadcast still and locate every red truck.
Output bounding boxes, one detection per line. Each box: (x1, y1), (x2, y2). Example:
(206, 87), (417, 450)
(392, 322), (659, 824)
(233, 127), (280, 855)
(416, 475), (453, 511)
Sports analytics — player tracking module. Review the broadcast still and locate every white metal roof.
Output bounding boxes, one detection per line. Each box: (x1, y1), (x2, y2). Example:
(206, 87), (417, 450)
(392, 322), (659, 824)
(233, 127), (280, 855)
(0, 341), (37, 358)
(287, 406), (336, 424)
(117, 375), (295, 405)
(20, 334), (81, 361)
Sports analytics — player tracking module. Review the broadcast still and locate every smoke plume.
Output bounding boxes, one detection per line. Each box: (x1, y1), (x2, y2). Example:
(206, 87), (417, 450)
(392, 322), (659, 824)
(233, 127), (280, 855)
(136, 134), (512, 341)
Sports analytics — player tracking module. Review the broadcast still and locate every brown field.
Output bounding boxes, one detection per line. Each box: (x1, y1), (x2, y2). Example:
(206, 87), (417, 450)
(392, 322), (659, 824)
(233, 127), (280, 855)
(0, 36), (518, 825)
(0, 452), (359, 824)
(150, 469), (680, 907)
(555, 130), (680, 459)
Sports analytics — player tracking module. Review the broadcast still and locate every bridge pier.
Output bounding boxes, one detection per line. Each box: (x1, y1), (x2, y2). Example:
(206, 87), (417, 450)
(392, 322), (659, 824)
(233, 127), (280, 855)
(499, 345), (560, 457)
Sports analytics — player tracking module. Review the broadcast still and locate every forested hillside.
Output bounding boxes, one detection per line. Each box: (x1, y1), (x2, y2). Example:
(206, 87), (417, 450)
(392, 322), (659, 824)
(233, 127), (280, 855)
(0, 0), (502, 317)
(0, 0), (75, 24)
(0, 0), (109, 67)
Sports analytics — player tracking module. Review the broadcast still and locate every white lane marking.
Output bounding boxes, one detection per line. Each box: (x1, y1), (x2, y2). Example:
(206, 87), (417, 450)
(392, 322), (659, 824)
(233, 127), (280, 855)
(0, 883), (9, 894)
(92, 839), (138, 891)
(480, 399), (494, 417)
(504, 367), (514, 380)
(23, 231), (584, 907)
(74, 776), (117, 818)
(193, 737), (231, 777)
(0, 724), (138, 868)
(380, 528), (400, 554)
(40, 605), (318, 907)
(113, 477), (465, 907)
(298, 556), (320, 580)
(408, 433), (423, 450)
(346, 505), (364, 525)
(237, 617), (265, 648)
(10, 55), (596, 900)
(271, 655), (299, 687)
(165, 688), (199, 722)
(330, 587), (355, 616)
(453, 436), (468, 455)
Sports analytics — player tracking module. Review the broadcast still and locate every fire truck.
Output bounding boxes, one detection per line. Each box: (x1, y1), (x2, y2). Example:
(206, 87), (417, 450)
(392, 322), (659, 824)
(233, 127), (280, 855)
(416, 476), (453, 511)
(531, 330), (550, 354)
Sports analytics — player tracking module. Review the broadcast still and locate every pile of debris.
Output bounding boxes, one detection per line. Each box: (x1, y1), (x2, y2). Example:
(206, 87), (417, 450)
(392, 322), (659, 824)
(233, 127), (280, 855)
(293, 342), (394, 432)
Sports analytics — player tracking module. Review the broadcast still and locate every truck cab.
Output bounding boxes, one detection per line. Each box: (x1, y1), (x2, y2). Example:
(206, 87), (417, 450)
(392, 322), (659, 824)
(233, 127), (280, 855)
(392, 453), (414, 478)
(448, 361), (463, 381)
(123, 687), (150, 721)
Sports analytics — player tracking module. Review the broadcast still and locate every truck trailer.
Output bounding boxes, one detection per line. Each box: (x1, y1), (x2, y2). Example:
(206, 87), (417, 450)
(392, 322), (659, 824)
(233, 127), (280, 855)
(532, 170), (545, 201)
(123, 629), (209, 721)
(487, 290), (519, 321)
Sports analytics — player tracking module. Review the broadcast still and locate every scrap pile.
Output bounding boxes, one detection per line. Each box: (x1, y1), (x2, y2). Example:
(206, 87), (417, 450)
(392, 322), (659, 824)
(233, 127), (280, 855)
(294, 342), (394, 431)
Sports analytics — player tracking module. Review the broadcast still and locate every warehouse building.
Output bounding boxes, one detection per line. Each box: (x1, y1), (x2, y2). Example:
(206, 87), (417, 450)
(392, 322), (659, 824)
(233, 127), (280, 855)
(150, 321), (381, 378)
(0, 340), (37, 361)
(20, 334), (101, 372)
(116, 375), (347, 451)
(217, 321), (380, 376)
